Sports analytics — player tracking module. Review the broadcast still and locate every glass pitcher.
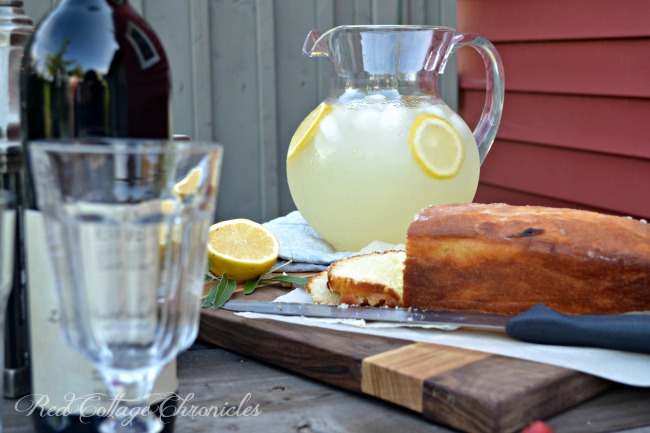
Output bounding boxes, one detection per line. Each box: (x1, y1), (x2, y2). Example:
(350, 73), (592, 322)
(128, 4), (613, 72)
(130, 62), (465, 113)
(286, 25), (504, 251)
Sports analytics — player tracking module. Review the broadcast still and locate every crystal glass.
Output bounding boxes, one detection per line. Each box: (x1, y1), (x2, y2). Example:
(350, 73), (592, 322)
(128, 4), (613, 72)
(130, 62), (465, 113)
(0, 190), (16, 433)
(28, 139), (223, 433)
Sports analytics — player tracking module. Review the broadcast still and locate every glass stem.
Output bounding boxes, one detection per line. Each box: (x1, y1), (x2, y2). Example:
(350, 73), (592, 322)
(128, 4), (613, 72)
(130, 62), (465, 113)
(100, 366), (163, 433)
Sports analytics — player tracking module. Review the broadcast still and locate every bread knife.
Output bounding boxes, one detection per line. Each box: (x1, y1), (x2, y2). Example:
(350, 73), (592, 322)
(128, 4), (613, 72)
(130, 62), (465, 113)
(221, 301), (650, 354)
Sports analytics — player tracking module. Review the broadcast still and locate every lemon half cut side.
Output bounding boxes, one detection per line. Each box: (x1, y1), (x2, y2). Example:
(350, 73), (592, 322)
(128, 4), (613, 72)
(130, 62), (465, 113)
(409, 113), (465, 179)
(287, 102), (333, 161)
(207, 219), (280, 282)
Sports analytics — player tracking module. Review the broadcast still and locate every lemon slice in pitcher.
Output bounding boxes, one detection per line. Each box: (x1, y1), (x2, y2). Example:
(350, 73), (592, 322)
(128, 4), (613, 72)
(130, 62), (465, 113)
(207, 219), (280, 282)
(287, 102), (333, 161)
(173, 167), (202, 199)
(409, 113), (464, 179)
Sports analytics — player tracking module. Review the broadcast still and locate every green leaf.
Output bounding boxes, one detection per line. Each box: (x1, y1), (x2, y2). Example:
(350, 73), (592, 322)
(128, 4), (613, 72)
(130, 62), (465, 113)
(202, 268), (312, 309)
(243, 277), (261, 295)
(202, 273), (237, 308)
(260, 275), (310, 285)
(202, 278), (222, 308)
(212, 276), (237, 308)
(243, 273), (309, 296)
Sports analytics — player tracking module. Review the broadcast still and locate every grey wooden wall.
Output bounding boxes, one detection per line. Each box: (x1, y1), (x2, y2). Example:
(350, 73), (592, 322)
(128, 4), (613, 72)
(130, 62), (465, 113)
(23, 0), (457, 223)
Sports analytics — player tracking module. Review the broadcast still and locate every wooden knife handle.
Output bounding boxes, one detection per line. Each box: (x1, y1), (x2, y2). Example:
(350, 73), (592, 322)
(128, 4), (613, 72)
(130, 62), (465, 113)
(505, 304), (650, 354)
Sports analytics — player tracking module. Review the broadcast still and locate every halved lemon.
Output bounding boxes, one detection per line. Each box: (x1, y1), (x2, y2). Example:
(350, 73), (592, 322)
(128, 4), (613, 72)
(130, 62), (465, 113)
(207, 219), (280, 282)
(287, 102), (333, 161)
(409, 113), (464, 179)
(173, 167), (202, 199)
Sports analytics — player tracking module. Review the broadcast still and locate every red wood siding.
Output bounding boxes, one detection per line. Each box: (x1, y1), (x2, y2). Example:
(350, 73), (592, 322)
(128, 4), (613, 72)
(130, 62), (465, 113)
(457, 0), (650, 219)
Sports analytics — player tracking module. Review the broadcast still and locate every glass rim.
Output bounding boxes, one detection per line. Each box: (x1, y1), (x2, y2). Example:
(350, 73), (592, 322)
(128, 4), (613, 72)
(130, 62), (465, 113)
(28, 139), (223, 156)
(324, 24), (455, 33)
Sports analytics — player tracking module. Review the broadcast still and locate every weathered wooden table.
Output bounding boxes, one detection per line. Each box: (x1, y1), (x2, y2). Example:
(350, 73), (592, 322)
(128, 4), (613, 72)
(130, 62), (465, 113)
(4, 278), (650, 433)
(2, 341), (650, 433)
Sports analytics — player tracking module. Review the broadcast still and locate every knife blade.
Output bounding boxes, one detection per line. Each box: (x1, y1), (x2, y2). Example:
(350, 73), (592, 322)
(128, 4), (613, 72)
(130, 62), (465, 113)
(221, 301), (650, 354)
(223, 300), (510, 329)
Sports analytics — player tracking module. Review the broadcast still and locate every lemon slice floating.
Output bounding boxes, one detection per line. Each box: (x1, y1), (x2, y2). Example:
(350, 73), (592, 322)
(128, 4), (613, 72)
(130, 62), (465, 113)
(207, 219), (280, 282)
(409, 113), (464, 179)
(287, 102), (333, 161)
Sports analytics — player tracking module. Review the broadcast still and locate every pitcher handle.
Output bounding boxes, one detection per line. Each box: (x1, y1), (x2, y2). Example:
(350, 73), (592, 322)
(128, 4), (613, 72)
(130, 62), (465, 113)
(450, 33), (504, 165)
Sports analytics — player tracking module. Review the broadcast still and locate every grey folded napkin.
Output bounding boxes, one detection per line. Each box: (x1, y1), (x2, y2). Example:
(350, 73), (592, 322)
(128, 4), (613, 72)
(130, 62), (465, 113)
(263, 211), (405, 273)
(263, 211), (354, 272)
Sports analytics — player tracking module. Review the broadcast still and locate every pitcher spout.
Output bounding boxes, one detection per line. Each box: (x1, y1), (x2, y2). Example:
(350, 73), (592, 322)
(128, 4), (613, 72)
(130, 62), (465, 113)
(303, 29), (332, 58)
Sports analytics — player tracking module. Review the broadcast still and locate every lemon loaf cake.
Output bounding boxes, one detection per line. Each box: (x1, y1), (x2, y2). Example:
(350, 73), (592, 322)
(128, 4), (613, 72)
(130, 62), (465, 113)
(305, 251), (405, 307)
(404, 203), (650, 314)
(327, 250), (405, 307)
(305, 271), (341, 305)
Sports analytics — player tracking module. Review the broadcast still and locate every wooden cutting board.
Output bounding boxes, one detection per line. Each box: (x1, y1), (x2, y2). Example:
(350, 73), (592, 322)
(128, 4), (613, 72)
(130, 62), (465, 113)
(198, 286), (612, 433)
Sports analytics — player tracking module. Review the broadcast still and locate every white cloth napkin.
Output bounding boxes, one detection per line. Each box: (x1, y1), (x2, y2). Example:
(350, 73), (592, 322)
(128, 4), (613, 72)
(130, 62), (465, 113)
(263, 211), (404, 272)
(262, 211), (353, 272)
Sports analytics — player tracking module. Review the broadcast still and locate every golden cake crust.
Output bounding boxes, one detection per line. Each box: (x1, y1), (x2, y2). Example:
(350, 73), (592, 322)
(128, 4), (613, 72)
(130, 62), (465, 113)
(403, 203), (650, 314)
(327, 250), (405, 307)
(305, 271), (341, 305)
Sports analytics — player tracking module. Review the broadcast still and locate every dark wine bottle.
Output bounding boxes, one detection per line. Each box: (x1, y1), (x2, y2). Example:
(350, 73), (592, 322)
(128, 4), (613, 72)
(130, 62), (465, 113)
(20, 1), (178, 431)
(0, 0), (33, 399)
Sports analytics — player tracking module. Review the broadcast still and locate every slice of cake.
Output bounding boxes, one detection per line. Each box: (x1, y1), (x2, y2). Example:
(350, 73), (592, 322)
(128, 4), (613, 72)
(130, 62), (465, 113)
(327, 250), (406, 307)
(305, 270), (340, 305)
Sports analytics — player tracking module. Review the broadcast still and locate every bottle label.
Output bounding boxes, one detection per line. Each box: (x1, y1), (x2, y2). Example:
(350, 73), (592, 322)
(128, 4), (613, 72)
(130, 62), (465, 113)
(26, 210), (179, 416)
(1, 208), (15, 301)
(126, 21), (161, 70)
(75, 202), (161, 346)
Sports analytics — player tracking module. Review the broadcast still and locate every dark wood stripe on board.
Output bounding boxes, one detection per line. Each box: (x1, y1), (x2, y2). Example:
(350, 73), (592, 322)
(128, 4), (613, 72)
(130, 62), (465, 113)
(422, 355), (611, 433)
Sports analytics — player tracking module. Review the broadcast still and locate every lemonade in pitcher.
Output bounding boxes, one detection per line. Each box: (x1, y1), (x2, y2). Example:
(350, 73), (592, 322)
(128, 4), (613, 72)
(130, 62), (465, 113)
(287, 95), (480, 251)
(287, 26), (504, 251)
